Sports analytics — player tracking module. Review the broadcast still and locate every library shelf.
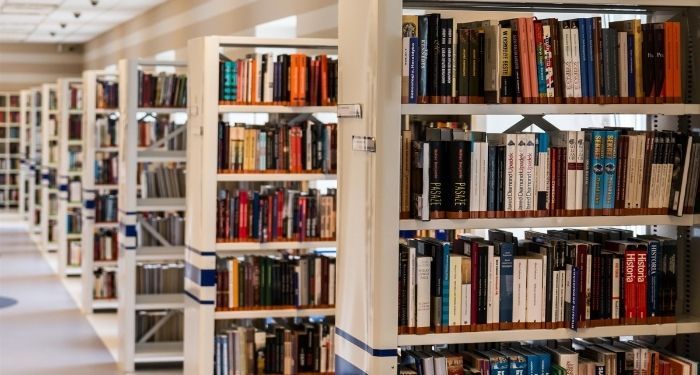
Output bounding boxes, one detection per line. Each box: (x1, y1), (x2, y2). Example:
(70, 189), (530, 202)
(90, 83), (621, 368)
(401, 103), (700, 116)
(94, 183), (118, 189)
(135, 198), (186, 212)
(137, 150), (186, 163)
(397, 316), (700, 346)
(95, 108), (118, 115)
(66, 233), (81, 240)
(219, 105), (337, 114)
(214, 307), (335, 320)
(215, 240), (337, 252)
(66, 140), (82, 146)
(65, 266), (81, 277)
(135, 293), (184, 310)
(94, 259), (118, 267)
(92, 299), (118, 310)
(96, 146), (118, 152)
(216, 173), (337, 182)
(39, 83), (58, 254)
(399, 214), (696, 231)
(93, 222), (119, 229)
(136, 246), (185, 262)
(136, 107), (186, 114)
(134, 341), (183, 364)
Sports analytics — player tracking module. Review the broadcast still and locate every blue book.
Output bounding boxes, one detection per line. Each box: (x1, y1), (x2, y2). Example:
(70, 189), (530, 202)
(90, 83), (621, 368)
(602, 130), (619, 209)
(569, 265), (580, 330)
(578, 18), (589, 100)
(499, 241), (514, 323)
(251, 192), (260, 238)
(511, 348), (540, 375)
(627, 34), (635, 98)
(585, 19), (595, 100)
(638, 236), (660, 316)
(418, 16), (429, 99)
(408, 37), (419, 103)
(499, 349), (528, 375)
(440, 241), (450, 328)
(481, 350), (510, 375)
(588, 130), (606, 210)
(528, 346), (552, 375)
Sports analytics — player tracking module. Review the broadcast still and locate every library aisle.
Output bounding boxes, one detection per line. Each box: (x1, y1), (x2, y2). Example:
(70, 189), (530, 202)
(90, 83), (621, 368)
(0, 222), (118, 374)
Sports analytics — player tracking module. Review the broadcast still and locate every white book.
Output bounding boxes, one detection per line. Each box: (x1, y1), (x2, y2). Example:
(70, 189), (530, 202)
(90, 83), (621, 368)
(487, 244), (495, 324)
(575, 131), (585, 211)
(420, 142), (430, 220)
(570, 24), (582, 98)
(612, 256), (621, 319)
(314, 258), (322, 304)
(543, 24), (555, 98)
(505, 134), (517, 213)
(675, 138), (693, 214)
(449, 254), (463, 327)
(480, 142), (489, 212)
(618, 32), (629, 99)
(625, 135), (636, 209)
(416, 256), (431, 329)
(408, 245), (417, 329)
(558, 269), (566, 323)
(470, 142), (480, 212)
(329, 263), (335, 305)
(552, 269), (559, 323)
(535, 135), (550, 211)
(522, 133), (536, 212)
(548, 347), (579, 375)
(264, 53), (274, 103)
(566, 131), (578, 211)
(526, 257), (543, 323)
(515, 134), (527, 212)
(462, 284), (471, 325)
(402, 37), (410, 100)
(562, 25), (574, 98)
(255, 53), (263, 102)
(493, 255), (500, 324)
(585, 253), (592, 320)
(512, 257), (527, 323)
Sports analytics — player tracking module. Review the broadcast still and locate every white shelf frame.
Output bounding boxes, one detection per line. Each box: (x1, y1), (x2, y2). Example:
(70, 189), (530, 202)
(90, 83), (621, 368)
(0, 92), (20, 213)
(39, 83), (58, 253)
(117, 59), (188, 372)
(56, 78), (83, 278)
(27, 87), (41, 236)
(184, 36), (339, 375)
(81, 70), (121, 313)
(334, 0), (700, 373)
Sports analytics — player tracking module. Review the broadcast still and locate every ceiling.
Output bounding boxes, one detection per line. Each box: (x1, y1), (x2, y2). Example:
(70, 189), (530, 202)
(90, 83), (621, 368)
(0, 0), (168, 43)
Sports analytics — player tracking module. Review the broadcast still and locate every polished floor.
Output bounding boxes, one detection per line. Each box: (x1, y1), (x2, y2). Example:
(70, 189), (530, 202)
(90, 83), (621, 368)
(0, 221), (119, 374)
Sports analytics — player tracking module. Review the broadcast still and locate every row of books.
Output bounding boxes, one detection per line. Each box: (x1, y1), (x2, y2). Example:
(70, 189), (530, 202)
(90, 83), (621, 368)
(137, 71), (187, 108)
(218, 54), (338, 106)
(398, 228), (677, 334)
(401, 15), (683, 104)
(48, 91), (57, 110)
(94, 229), (117, 261)
(216, 187), (337, 242)
(214, 321), (335, 375)
(68, 85), (82, 110)
(67, 149), (82, 171)
(0, 158), (20, 169)
(138, 119), (186, 150)
(66, 209), (82, 234)
(94, 193), (117, 223)
(402, 125), (700, 220)
(96, 80), (118, 109)
(68, 115), (82, 140)
(135, 262), (184, 295)
(398, 339), (698, 375)
(94, 153), (117, 185)
(95, 116), (117, 147)
(215, 254), (336, 311)
(67, 179), (81, 203)
(0, 190), (18, 202)
(139, 166), (185, 199)
(137, 310), (183, 343)
(93, 268), (116, 300)
(0, 95), (19, 107)
(68, 240), (81, 266)
(137, 213), (185, 247)
(217, 121), (338, 174)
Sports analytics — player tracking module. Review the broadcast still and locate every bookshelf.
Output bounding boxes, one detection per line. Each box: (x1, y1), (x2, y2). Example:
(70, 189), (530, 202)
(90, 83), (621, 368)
(334, 0), (700, 373)
(56, 78), (83, 277)
(183, 36), (339, 374)
(19, 89), (35, 222)
(0, 92), (20, 213)
(27, 87), (42, 237)
(117, 58), (188, 372)
(39, 83), (58, 252)
(81, 70), (120, 312)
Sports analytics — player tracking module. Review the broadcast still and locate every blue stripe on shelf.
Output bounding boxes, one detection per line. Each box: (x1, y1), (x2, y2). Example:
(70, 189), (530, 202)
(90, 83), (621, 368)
(118, 209), (137, 215)
(185, 262), (216, 287)
(84, 200), (95, 209)
(184, 290), (215, 305)
(58, 185), (68, 192)
(186, 245), (216, 257)
(335, 355), (368, 375)
(334, 327), (397, 358)
(118, 243), (137, 250)
(122, 224), (137, 237)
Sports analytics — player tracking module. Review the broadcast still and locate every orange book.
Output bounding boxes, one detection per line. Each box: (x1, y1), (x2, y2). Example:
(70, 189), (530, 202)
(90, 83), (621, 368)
(663, 21), (672, 101)
(320, 55), (329, 105)
(527, 17), (538, 103)
(672, 22), (681, 102)
(518, 18), (532, 103)
(290, 54), (297, 106)
(250, 58), (257, 104)
(300, 55), (307, 105)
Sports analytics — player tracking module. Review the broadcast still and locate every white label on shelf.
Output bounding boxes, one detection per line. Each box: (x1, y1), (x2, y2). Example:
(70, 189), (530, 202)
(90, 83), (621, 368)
(337, 103), (362, 118)
(352, 136), (376, 153)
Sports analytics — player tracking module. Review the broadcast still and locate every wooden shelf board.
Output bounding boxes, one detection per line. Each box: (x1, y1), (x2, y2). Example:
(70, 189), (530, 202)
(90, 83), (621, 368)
(134, 293), (184, 310)
(136, 246), (185, 261)
(216, 241), (336, 251)
(217, 173), (337, 182)
(136, 198), (185, 212)
(95, 146), (118, 152)
(93, 222), (118, 229)
(134, 341), (183, 363)
(137, 107), (187, 114)
(219, 105), (337, 114)
(400, 214), (694, 230)
(66, 233), (81, 239)
(401, 103), (700, 116)
(214, 307), (335, 320)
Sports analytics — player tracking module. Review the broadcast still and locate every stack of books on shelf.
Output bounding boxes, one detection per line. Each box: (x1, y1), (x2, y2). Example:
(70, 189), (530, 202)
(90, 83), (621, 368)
(401, 15), (683, 104)
(138, 213), (185, 246)
(137, 71), (187, 108)
(398, 339), (698, 374)
(96, 80), (118, 109)
(94, 193), (117, 222)
(93, 268), (116, 299)
(139, 166), (186, 198)
(67, 149), (83, 172)
(95, 154), (117, 184)
(214, 320), (335, 374)
(218, 54), (338, 106)
(68, 178), (81, 203)
(68, 241), (81, 267)
(215, 254), (335, 311)
(66, 210), (81, 234)
(402, 125), (700, 220)
(94, 229), (117, 261)
(69, 85), (82, 110)
(398, 228), (677, 334)
(217, 121), (338, 174)
(136, 262), (185, 295)
(68, 115), (82, 140)
(138, 119), (185, 149)
(216, 187), (336, 243)
(136, 310), (183, 342)
(96, 116), (117, 146)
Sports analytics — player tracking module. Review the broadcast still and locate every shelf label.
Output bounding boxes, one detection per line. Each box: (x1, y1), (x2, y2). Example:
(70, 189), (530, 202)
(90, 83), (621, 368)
(352, 136), (376, 153)
(337, 104), (362, 118)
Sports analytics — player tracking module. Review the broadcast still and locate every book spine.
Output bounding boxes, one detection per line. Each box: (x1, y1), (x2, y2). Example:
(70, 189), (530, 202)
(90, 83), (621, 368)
(416, 256), (431, 330)
(543, 24), (555, 99)
(575, 131), (585, 213)
(624, 251), (637, 321)
(446, 139), (469, 218)
(505, 134), (517, 215)
(636, 249), (647, 320)
(499, 26), (513, 103)
(499, 244), (514, 323)
(408, 38), (419, 103)
(571, 21), (582, 100)
(512, 258), (527, 323)
(603, 130), (619, 211)
(418, 16), (429, 102)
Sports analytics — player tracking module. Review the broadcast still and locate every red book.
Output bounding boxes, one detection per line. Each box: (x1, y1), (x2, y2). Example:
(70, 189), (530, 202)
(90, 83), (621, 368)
(299, 197), (307, 241)
(549, 147), (558, 216)
(320, 55), (329, 105)
(624, 249), (637, 320)
(635, 247), (648, 319)
(239, 190), (248, 241)
(470, 240), (479, 324)
(575, 243), (588, 323)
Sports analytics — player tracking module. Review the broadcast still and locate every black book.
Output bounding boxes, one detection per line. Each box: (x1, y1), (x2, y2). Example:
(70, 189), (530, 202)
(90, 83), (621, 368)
(642, 24), (655, 98)
(498, 20), (513, 101)
(439, 21), (447, 99)
(653, 23), (666, 99)
(445, 129), (470, 218)
(426, 127), (447, 218)
(487, 144), (497, 212)
(427, 13), (441, 101)
(418, 16), (430, 101)
(478, 242), (488, 324)
(496, 145), (506, 211)
(511, 20), (522, 102)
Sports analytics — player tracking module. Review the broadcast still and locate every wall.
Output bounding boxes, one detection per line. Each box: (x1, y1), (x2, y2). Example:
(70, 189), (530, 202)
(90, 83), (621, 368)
(83, 0), (338, 69)
(0, 43), (83, 91)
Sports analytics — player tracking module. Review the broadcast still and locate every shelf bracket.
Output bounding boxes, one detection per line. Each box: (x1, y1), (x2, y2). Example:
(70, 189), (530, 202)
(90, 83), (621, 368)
(144, 124), (186, 151)
(136, 310), (179, 343)
(137, 217), (173, 247)
(504, 114), (560, 133)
